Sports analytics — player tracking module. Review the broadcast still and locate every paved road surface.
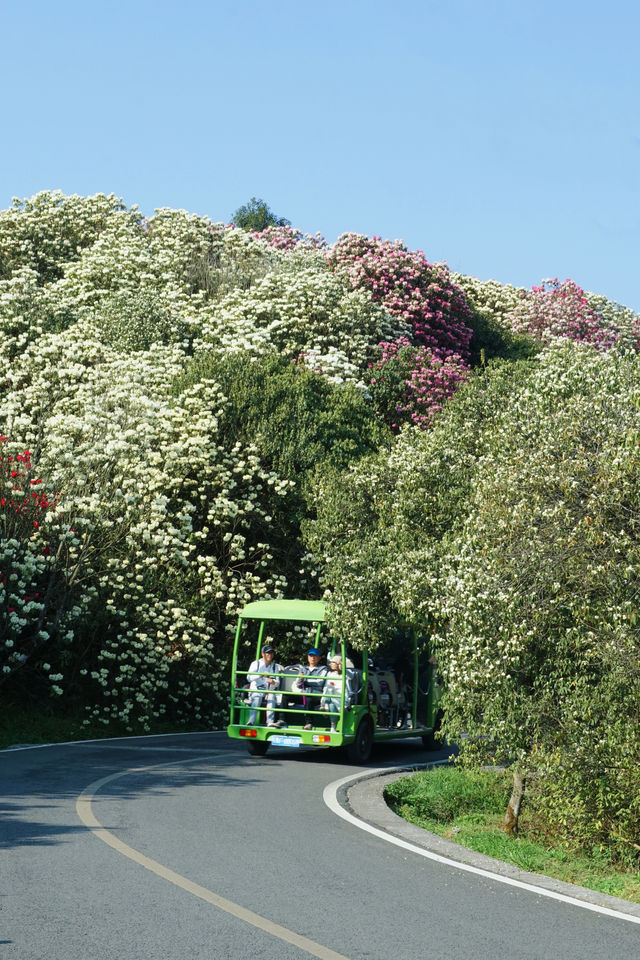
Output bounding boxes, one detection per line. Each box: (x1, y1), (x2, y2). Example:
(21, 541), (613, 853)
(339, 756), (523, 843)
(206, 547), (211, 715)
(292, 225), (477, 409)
(2, 732), (639, 959)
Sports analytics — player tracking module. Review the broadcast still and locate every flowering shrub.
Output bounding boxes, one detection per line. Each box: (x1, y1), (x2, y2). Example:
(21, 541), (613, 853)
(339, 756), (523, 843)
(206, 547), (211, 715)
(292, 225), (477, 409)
(504, 277), (621, 349)
(197, 264), (405, 379)
(0, 267), (46, 365)
(369, 338), (470, 430)
(0, 190), (131, 283)
(0, 442), (56, 536)
(584, 290), (640, 352)
(327, 233), (474, 361)
(254, 224), (327, 251)
(451, 273), (526, 326)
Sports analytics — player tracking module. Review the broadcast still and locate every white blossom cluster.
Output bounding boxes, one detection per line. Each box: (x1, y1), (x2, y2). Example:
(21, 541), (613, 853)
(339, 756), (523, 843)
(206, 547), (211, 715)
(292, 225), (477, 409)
(451, 272), (527, 327)
(194, 262), (406, 379)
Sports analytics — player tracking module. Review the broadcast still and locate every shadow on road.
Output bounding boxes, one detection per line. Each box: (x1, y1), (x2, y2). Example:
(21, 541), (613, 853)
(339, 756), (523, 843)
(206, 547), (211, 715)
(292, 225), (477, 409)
(1, 733), (265, 850)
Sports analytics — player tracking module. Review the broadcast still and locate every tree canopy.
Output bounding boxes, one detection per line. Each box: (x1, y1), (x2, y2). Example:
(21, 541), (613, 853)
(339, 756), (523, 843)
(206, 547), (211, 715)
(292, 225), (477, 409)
(231, 196), (291, 232)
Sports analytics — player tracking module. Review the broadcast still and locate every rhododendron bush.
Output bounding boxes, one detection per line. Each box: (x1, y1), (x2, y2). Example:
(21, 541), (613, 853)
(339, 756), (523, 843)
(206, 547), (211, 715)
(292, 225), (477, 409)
(328, 233), (474, 360)
(369, 338), (470, 430)
(504, 277), (621, 349)
(0, 440), (89, 696)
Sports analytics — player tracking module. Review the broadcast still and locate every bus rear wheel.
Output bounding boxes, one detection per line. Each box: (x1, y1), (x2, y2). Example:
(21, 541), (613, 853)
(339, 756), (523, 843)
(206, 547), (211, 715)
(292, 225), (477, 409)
(347, 718), (373, 763)
(247, 740), (270, 757)
(422, 709), (444, 751)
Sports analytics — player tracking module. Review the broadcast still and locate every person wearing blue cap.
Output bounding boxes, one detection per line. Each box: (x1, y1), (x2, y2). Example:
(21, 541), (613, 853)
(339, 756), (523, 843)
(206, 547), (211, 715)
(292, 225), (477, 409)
(292, 646), (327, 729)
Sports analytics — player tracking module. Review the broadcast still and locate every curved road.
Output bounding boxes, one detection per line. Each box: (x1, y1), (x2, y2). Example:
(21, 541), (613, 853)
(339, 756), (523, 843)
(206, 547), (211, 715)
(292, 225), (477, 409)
(2, 731), (639, 959)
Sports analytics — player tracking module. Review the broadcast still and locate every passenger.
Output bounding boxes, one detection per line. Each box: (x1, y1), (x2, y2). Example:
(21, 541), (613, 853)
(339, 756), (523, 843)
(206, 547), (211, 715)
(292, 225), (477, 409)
(321, 653), (352, 732)
(292, 646), (327, 729)
(247, 643), (283, 727)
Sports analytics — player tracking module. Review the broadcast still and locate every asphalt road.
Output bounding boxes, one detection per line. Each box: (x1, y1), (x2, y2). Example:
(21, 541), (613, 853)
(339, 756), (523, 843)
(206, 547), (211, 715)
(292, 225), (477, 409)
(2, 731), (639, 960)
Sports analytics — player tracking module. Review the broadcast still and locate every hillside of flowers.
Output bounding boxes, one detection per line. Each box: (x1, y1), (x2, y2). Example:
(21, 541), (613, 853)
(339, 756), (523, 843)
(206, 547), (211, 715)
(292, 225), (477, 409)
(2, 191), (639, 762)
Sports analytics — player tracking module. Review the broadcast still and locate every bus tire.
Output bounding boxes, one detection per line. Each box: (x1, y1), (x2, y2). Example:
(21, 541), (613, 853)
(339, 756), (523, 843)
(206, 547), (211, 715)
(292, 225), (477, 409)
(247, 740), (270, 757)
(347, 718), (373, 763)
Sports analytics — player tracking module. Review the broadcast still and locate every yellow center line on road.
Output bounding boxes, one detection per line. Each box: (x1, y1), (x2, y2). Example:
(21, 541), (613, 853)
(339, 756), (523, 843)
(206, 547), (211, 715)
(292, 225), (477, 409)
(76, 757), (350, 960)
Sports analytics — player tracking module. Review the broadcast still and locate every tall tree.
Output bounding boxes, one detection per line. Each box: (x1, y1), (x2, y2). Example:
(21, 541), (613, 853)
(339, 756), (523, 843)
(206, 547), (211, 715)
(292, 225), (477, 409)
(231, 197), (290, 232)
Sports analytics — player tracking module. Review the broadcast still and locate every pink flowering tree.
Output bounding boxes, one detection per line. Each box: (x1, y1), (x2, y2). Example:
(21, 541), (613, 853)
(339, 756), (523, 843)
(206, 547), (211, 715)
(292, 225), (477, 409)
(369, 338), (470, 431)
(505, 278), (622, 350)
(327, 233), (474, 361)
(327, 233), (474, 429)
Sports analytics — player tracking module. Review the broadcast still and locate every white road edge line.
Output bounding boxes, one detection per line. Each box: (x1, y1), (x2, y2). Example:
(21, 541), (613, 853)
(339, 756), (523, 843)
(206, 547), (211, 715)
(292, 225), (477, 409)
(323, 769), (640, 927)
(76, 756), (350, 960)
(2, 730), (225, 753)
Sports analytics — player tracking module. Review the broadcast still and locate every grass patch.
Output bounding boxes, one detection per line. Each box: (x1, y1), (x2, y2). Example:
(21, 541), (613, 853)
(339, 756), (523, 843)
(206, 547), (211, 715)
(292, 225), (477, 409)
(0, 705), (212, 751)
(385, 767), (640, 904)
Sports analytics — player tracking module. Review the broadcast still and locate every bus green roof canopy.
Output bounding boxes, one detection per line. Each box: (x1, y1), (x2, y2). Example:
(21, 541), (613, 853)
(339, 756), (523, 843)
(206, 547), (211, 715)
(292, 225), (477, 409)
(239, 599), (326, 622)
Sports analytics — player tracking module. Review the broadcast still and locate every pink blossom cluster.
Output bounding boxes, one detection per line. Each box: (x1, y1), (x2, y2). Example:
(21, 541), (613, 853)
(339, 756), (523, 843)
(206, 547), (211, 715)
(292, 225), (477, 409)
(253, 225), (328, 251)
(507, 278), (622, 350)
(370, 338), (470, 431)
(327, 233), (474, 362)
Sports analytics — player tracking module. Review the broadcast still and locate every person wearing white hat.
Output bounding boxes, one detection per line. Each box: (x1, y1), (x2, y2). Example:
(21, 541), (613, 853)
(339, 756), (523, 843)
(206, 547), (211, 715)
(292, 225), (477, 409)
(321, 653), (352, 733)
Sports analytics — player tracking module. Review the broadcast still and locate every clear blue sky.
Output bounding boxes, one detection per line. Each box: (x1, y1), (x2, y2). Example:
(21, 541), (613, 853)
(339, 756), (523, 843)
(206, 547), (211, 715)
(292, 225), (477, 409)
(2, 0), (638, 310)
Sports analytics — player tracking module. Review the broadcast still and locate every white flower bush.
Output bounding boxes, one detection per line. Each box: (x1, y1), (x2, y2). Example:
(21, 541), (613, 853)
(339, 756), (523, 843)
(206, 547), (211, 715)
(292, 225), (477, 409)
(0, 196), (327, 728)
(451, 273), (527, 329)
(196, 262), (405, 380)
(1, 325), (299, 727)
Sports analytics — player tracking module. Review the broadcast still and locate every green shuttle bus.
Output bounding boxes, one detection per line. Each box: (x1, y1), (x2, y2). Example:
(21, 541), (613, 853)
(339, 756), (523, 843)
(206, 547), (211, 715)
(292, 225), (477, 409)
(227, 598), (442, 762)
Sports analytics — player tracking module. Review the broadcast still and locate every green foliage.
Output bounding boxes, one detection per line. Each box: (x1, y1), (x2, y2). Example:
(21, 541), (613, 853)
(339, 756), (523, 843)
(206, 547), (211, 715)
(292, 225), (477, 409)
(186, 352), (388, 479)
(466, 307), (540, 365)
(306, 358), (537, 647)
(231, 196), (291, 232)
(385, 766), (510, 823)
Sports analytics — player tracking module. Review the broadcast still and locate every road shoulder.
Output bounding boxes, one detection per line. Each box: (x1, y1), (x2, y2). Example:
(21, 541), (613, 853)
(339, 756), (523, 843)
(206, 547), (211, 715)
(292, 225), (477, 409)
(341, 767), (640, 921)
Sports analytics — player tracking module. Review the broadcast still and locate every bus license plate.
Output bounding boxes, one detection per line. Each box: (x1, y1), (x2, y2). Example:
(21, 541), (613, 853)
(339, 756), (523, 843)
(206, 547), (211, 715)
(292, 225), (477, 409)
(271, 735), (302, 748)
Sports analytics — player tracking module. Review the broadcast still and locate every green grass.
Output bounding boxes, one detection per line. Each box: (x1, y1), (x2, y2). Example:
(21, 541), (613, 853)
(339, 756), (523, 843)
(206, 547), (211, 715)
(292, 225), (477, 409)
(385, 767), (640, 904)
(0, 705), (212, 751)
